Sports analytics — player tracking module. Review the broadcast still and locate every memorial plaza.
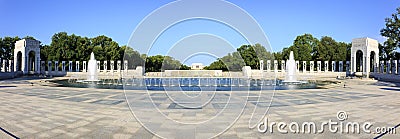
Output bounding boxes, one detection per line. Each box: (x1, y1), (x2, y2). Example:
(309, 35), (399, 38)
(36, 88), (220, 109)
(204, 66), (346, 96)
(0, 38), (400, 138)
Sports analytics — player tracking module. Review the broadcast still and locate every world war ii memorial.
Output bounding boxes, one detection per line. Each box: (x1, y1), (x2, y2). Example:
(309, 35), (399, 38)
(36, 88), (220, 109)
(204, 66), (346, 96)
(1, 1), (400, 138)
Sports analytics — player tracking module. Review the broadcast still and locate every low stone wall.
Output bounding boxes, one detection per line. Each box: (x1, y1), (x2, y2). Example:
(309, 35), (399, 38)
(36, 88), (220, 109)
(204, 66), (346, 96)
(370, 73), (400, 82)
(66, 70), (144, 80)
(143, 70), (346, 80)
(0, 72), (16, 80)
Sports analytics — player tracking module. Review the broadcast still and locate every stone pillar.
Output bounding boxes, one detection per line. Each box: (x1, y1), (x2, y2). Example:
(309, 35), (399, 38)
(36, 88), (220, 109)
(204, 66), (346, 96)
(55, 61), (59, 71)
(97, 61), (101, 72)
(346, 61), (350, 73)
(3, 60), (8, 72)
(0, 58), (2, 72)
(273, 60), (278, 73)
(296, 61), (299, 72)
(69, 61), (73, 72)
(117, 60), (121, 71)
(36, 57), (40, 74)
(324, 61), (328, 72)
(62, 61), (66, 72)
(48, 61), (52, 71)
(9, 60), (14, 72)
(387, 60), (391, 74)
(260, 60), (264, 71)
(393, 60), (397, 74)
(111, 61), (115, 72)
(339, 61), (343, 72)
(76, 61), (80, 72)
(41, 61), (45, 73)
(83, 61), (87, 72)
(380, 61), (384, 73)
(281, 60), (285, 72)
(310, 61), (314, 73)
(124, 60), (128, 71)
(266, 60), (271, 72)
(2, 60), (6, 72)
(317, 61), (321, 72)
(104, 61), (108, 72)
(332, 61), (336, 72)
(302, 61), (306, 72)
(398, 60), (400, 75)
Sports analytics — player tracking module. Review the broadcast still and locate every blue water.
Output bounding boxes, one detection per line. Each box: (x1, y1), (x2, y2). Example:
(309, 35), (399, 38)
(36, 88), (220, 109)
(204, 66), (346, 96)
(58, 78), (318, 91)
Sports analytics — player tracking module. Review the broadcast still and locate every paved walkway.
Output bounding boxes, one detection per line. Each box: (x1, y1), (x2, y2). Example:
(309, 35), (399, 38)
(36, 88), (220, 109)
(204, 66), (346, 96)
(0, 78), (399, 138)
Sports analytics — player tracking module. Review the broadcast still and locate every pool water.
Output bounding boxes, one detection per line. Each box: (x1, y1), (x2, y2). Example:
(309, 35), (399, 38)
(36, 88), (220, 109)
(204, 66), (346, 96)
(54, 78), (319, 91)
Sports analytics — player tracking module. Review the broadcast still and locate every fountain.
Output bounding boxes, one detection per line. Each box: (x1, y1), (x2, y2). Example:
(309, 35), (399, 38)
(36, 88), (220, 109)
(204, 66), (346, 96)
(283, 51), (305, 84)
(86, 52), (99, 81)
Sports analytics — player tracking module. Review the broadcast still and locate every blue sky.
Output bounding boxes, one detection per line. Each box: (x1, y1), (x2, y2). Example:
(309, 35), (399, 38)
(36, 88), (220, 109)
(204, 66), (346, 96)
(0, 0), (399, 65)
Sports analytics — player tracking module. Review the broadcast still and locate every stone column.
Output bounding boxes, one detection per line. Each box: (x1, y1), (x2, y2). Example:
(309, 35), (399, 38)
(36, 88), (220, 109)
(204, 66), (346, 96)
(324, 61), (328, 72)
(97, 61), (101, 72)
(9, 60), (14, 72)
(0, 58), (2, 72)
(62, 61), (65, 72)
(332, 61), (336, 72)
(69, 61), (73, 72)
(3, 60), (8, 72)
(124, 60), (128, 72)
(260, 60), (264, 71)
(36, 57), (40, 74)
(393, 60), (397, 74)
(339, 61), (343, 72)
(110, 61), (115, 72)
(302, 61), (306, 72)
(346, 61), (350, 73)
(41, 61), (45, 73)
(83, 61), (87, 72)
(48, 61), (52, 71)
(296, 61), (299, 72)
(2, 60), (6, 72)
(387, 60), (391, 74)
(104, 61), (108, 72)
(310, 61), (314, 73)
(281, 60), (285, 72)
(117, 60), (121, 71)
(55, 61), (59, 71)
(76, 61), (80, 72)
(317, 61), (321, 72)
(266, 60), (271, 72)
(398, 60), (400, 75)
(380, 61), (384, 73)
(273, 60), (278, 73)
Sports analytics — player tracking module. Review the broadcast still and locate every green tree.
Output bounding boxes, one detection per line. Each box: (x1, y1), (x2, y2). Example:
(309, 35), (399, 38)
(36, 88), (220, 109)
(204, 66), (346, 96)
(315, 36), (336, 61)
(120, 45), (144, 69)
(145, 55), (183, 72)
(0, 36), (21, 60)
(381, 7), (400, 52)
(282, 34), (319, 61)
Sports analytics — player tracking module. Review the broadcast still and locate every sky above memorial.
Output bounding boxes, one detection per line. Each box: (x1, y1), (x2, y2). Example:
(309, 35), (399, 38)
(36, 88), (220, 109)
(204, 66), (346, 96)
(0, 0), (399, 64)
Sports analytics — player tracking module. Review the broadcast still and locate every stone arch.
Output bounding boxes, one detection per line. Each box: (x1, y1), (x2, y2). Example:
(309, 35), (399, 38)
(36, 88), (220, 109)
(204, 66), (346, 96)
(13, 39), (41, 74)
(355, 50), (363, 72)
(370, 51), (377, 72)
(28, 51), (36, 71)
(351, 37), (379, 78)
(16, 51), (22, 71)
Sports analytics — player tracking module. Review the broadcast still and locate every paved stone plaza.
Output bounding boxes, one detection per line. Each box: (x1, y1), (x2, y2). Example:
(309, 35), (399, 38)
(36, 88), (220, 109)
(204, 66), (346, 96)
(0, 78), (399, 138)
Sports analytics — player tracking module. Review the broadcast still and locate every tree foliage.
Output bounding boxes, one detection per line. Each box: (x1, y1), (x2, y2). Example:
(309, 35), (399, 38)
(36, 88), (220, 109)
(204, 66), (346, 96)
(380, 7), (400, 60)
(205, 43), (272, 71)
(145, 55), (185, 72)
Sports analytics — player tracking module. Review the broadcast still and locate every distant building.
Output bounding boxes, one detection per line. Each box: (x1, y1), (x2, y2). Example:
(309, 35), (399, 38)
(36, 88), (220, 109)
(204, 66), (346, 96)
(191, 63), (204, 70)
